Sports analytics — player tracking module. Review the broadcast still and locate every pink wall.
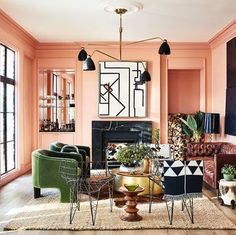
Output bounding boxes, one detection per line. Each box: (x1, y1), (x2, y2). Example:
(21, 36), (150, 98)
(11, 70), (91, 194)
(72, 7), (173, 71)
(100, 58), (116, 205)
(210, 19), (236, 143)
(0, 10), (37, 186)
(168, 69), (200, 114)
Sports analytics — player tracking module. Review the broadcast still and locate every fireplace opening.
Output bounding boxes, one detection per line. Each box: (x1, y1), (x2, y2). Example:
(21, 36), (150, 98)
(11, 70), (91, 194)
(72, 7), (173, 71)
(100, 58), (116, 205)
(92, 121), (152, 169)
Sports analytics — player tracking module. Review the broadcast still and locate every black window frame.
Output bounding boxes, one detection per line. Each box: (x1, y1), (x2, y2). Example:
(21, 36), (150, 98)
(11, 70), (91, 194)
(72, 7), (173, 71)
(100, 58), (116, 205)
(0, 43), (16, 176)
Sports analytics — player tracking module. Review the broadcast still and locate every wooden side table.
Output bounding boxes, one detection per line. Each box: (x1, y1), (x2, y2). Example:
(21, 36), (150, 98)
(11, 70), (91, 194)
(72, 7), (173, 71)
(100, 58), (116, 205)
(119, 186), (144, 222)
(219, 179), (236, 209)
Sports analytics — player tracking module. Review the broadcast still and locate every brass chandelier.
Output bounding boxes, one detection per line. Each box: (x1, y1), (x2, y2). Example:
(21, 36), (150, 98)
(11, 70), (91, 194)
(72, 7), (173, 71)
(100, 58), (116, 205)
(78, 7), (171, 83)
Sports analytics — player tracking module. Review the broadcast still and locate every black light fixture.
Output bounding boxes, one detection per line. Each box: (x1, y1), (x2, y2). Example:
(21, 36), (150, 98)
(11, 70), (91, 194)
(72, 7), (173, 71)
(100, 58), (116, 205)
(83, 55), (96, 71)
(158, 39), (171, 55)
(78, 47), (87, 61)
(141, 70), (151, 83)
(203, 113), (220, 141)
(78, 7), (171, 82)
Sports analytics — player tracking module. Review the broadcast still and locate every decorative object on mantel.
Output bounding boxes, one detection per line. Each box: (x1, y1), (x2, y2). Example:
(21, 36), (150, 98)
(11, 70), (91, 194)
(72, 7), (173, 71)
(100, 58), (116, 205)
(99, 61), (146, 117)
(78, 0), (171, 84)
(203, 113), (220, 142)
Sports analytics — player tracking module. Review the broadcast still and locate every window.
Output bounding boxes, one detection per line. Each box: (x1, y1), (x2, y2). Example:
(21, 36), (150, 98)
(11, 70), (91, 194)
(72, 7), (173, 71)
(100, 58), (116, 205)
(0, 43), (16, 175)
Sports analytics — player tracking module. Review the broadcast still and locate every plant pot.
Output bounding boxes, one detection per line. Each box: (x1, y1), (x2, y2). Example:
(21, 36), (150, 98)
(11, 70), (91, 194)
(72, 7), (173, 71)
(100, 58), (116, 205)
(120, 164), (137, 173)
(223, 174), (234, 181)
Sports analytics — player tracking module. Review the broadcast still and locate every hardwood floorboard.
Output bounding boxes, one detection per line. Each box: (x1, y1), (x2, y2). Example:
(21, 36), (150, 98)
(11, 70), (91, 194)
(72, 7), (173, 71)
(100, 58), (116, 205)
(0, 172), (235, 235)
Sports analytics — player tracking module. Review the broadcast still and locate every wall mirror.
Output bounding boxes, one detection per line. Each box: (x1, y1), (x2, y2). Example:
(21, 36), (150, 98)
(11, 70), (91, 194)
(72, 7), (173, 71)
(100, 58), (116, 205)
(38, 69), (75, 132)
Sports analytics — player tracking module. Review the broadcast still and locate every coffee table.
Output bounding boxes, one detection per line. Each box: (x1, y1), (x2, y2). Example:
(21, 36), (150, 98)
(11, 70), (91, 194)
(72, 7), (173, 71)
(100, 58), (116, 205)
(111, 168), (163, 195)
(119, 186), (144, 221)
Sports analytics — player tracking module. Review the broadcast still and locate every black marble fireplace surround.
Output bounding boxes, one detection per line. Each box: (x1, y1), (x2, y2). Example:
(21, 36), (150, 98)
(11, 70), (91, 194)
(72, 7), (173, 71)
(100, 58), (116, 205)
(92, 121), (152, 163)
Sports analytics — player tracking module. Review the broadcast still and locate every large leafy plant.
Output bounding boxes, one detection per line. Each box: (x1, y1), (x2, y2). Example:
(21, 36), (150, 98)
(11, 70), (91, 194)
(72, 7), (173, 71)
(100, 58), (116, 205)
(116, 144), (153, 166)
(179, 111), (204, 142)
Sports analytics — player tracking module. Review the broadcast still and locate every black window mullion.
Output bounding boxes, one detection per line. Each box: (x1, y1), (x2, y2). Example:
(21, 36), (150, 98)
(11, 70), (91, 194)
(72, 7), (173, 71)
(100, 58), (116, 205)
(0, 44), (16, 175)
(3, 46), (7, 173)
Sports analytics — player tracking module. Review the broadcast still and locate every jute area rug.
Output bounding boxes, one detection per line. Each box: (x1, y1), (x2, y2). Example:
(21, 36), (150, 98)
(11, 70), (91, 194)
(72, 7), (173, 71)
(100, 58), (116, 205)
(4, 195), (236, 231)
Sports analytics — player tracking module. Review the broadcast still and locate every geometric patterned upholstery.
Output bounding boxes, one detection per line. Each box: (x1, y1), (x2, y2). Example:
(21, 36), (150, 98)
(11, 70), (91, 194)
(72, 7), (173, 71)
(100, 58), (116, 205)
(163, 160), (204, 225)
(164, 160), (203, 200)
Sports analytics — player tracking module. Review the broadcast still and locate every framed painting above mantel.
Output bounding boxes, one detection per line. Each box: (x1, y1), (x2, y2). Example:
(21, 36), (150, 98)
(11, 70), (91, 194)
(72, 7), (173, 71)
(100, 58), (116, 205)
(99, 61), (147, 117)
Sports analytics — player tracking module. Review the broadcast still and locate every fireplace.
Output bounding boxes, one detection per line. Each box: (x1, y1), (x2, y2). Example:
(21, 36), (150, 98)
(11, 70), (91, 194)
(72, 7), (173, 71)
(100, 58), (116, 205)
(92, 121), (152, 163)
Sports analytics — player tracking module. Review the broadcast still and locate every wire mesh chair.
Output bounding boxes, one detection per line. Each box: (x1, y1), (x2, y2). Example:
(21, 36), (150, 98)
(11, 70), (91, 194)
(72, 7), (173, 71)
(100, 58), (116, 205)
(58, 159), (80, 223)
(59, 160), (114, 225)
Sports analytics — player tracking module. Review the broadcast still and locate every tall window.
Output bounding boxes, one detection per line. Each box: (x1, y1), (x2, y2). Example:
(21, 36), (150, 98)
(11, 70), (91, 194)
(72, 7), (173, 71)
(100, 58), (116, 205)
(0, 44), (16, 175)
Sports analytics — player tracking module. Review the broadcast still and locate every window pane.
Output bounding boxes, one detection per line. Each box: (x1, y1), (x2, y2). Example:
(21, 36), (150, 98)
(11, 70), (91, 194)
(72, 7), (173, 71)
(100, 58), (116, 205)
(7, 113), (14, 141)
(6, 49), (14, 79)
(0, 82), (3, 112)
(6, 84), (14, 112)
(0, 45), (5, 76)
(0, 113), (3, 143)
(0, 143), (5, 174)
(7, 141), (15, 171)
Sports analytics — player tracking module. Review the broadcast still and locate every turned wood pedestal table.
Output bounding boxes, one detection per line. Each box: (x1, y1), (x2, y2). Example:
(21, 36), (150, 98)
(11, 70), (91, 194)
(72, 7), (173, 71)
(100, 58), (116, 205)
(119, 186), (145, 222)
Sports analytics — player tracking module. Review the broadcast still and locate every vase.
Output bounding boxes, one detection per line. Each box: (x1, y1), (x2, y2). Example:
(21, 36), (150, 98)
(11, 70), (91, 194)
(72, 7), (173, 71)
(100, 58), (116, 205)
(143, 157), (150, 173)
(120, 164), (137, 173)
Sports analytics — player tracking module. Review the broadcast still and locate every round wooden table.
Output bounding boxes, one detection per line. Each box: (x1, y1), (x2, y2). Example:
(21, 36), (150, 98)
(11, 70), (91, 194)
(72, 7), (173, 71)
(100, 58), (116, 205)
(119, 186), (144, 222)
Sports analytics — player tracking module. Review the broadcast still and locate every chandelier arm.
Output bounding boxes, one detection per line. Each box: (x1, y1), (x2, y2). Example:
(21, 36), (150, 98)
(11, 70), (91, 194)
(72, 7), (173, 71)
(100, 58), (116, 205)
(124, 36), (164, 46)
(91, 49), (120, 61)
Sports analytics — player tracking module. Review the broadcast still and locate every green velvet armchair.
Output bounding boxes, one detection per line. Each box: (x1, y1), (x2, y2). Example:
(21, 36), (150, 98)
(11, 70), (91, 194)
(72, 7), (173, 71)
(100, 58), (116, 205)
(49, 141), (90, 158)
(32, 149), (83, 202)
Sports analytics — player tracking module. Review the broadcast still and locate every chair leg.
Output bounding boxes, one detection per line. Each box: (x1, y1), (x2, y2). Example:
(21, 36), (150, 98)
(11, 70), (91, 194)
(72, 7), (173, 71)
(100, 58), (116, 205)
(149, 178), (155, 213)
(183, 197), (194, 224)
(69, 181), (78, 224)
(108, 180), (113, 212)
(34, 187), (41, 198)
(166, 200), (174, 225)
(88, 190), (100, 226)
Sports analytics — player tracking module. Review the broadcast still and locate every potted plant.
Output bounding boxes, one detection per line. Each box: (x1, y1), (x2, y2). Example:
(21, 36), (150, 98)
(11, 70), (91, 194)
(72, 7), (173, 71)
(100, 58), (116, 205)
(115, 144), (153, 172)
(221, 164), (236, 181)
(179, 111), (204, 142)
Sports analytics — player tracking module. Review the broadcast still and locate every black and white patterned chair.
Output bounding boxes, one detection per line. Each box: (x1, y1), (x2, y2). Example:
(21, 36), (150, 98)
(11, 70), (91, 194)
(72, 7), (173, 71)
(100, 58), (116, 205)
(163, 160), (203, 225)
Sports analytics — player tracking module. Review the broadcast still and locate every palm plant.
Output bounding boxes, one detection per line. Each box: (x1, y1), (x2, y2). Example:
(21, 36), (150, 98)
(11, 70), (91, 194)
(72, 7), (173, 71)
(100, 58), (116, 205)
(179, 111), (204, 142)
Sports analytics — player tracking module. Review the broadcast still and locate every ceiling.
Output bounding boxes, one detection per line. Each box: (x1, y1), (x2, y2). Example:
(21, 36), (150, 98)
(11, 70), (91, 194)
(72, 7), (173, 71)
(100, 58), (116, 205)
(0, 0), (236, 43)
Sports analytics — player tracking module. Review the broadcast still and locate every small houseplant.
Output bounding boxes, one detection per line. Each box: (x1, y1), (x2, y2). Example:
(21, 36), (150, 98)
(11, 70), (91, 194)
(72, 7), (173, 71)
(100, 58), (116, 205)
(179, 111), (204, 142)
(221, 164), (236, 181)
(115, 144), (153, 167)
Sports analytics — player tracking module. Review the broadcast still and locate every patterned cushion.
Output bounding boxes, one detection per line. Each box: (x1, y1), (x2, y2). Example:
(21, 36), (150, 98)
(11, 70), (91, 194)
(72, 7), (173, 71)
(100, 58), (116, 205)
(164, 160), (203, 200)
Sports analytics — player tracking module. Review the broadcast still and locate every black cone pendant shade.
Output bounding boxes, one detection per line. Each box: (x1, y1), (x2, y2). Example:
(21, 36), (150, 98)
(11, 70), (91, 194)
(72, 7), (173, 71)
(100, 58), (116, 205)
(158, 40), (171, 55)
(78, 48), (87, 61)
(141, 70), (151, 82)
(83, 56), (96, 71)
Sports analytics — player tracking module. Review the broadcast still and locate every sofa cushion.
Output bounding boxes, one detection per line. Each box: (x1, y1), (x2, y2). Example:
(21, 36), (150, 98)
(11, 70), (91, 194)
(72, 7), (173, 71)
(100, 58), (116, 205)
(187, 143), (222, 156)
(219, 143), (236, 154)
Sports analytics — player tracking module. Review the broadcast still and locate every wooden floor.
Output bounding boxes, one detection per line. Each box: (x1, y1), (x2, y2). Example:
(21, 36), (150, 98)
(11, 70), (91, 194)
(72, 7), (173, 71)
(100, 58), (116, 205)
(0, 172), (236, 235)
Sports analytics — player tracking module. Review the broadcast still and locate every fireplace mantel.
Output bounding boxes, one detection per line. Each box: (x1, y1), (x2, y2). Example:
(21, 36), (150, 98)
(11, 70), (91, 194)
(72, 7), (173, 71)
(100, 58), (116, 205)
(92, 121), (152, 162)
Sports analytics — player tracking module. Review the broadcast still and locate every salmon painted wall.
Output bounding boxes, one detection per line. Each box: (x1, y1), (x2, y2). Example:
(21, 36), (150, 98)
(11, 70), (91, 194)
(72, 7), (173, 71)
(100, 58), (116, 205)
(210, 19), (236, 143)
(0, 10), (37, 186)
(168, 70), (200, 114)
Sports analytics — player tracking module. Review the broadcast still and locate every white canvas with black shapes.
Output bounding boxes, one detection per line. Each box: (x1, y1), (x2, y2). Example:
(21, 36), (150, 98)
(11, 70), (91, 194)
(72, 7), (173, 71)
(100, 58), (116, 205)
(99, 61), (147, 117)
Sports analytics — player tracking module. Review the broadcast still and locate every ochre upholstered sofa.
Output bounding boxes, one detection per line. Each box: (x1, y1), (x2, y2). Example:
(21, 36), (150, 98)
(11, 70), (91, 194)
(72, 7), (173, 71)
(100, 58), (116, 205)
(187, 142), (236, 189)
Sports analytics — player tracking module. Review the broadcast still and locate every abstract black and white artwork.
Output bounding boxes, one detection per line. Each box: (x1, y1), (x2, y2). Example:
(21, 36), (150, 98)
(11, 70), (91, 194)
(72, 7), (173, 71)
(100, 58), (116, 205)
(99, 61), (147, 117)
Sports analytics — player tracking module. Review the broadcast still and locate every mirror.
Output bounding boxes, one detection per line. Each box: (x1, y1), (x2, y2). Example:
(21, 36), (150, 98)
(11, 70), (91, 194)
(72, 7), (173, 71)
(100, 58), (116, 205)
(39, 69), (75, 132)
